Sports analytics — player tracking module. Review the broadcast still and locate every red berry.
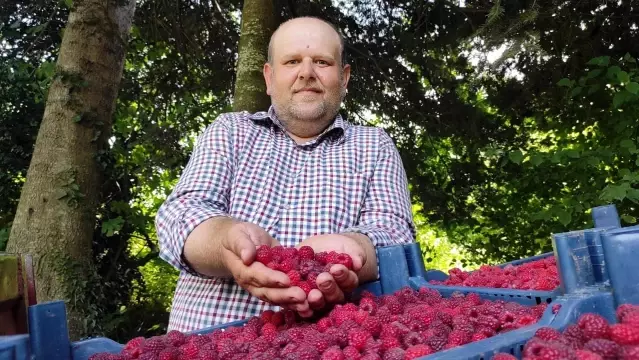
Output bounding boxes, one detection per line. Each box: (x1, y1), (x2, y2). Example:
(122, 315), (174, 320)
(179, 342), (199, 358)
(298, 280), (314, 294)
(287, 270), (302, 285)
(404, 344), (433, 359)
(610, 324), (639, 345)
(166, 330), (185, 347)
(278, 258), (297, 273)
(348, 329), (371, 351)
(620, 345), (639, 360)
(382, 348), (404, 360)
(578, 313), (611, 340)
(575, 349), (603, 360)
(335, 253), (354, 269)
(583, 339), (620, 359)
(492, 354), (517, 360)
(321, 346), (345, 360)
(256, 245), (272, 264)
(535, 327), (563, 341)
(299, 246), (315, 260)
(158, 348), (180, 360)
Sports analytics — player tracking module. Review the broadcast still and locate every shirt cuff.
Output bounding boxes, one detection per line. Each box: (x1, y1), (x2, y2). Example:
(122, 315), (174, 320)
(342, 225), (394, 248)
(161, 206), (230, 279)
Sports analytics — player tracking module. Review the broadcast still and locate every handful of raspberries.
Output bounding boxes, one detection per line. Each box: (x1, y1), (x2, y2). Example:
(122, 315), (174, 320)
(255, 245), (354, 294)
(493, 303), (639, 360)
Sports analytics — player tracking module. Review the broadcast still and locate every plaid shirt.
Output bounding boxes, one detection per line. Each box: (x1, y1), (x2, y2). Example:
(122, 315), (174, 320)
(155, 106), (416, 332)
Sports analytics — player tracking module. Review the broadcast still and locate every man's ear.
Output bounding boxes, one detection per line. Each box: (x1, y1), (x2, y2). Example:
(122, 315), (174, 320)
(263, 62), (273, 95)
(341, 64), (351, 89)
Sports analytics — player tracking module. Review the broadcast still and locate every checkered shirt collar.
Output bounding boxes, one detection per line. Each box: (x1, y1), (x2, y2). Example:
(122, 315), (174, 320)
(249, 105), (349, 145)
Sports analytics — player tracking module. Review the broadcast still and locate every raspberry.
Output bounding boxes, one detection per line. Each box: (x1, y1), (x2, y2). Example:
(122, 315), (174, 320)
(256, 245), (272, 264)
(583, 339), (620, 359)
(575, 349), (603, 360)
(447, 330), (471, 346)
(348, 329), (371, 351)
(471, 332), (488, 342)
(522, 338), (575, 360)
(298, 246), (314, 260)
(623, 312), (639, 326)
(404, 344), (434, 359)
(179, 342), (199, 358)
(380, 336), (402, 353)
(142, 336), (167, 352)
(307, 335), (333, 353)
(335, 253), (354, 269)
(610, 324), (639, 345)
(402, 332), (423, 348)
(617, 304), (639, 321)
(362, 317), (382, 337)
(385, 298), (403, 315)
(563, 324), (587, 349)
(279, 258), (297, 273)
(381, 348), (404, 360)
(165, 331), (185, 347)
(88, 354), (120, 360)
(578, 313), (611, 340)
(266, 261), (279, 270)
(342, 346), (361, 359)
(287, 270), (302, 285)
(535, 327), (563, 341)
(426, 336), (447, 351)
(198, 349), (218, 360)
(359, 297), (377, 315)
(315, 252), (329, 265)
(322, 347), (345, 360)
(620, 345), (639, 359)
(298, 280), (314, 294)
(492, 354), (517, 360)
(159, 348), (180, 360)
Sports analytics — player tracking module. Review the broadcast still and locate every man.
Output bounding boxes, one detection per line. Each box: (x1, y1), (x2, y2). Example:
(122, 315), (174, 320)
(155, 16), (416, 332)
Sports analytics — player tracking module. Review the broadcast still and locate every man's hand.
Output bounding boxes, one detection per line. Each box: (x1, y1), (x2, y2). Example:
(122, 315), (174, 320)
(295, 233), (376, 313)
(220, 222), (310, 313)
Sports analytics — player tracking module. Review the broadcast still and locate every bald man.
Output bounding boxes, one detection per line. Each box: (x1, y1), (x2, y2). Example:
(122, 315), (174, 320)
(156, 16), (416, 332)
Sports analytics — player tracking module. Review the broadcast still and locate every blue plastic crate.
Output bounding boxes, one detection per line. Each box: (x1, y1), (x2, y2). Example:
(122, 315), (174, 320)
(23, 244), (412, 360)
(0, 335), (30, 360)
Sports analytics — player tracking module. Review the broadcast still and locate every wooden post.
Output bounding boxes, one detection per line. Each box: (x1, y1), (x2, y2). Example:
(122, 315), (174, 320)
(0, 254), (36, 335)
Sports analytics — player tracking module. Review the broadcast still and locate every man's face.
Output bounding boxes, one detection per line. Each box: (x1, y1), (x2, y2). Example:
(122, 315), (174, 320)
(264, 19), (350, 124)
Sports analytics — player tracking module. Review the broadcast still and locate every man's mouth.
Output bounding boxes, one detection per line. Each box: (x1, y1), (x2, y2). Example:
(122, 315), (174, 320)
(295, 88), (322, 94)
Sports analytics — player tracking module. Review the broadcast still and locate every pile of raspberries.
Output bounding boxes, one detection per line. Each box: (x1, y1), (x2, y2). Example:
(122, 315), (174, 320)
(493, 304), (639, 360)
(255, 245), (354, 294)
(89, 286), (548, 360)
(429, 256), (560, 291)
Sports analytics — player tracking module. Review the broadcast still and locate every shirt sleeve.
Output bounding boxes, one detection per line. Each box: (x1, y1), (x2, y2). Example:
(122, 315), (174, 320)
(155, 115), (234, 276)
(342, 129), (416, 247)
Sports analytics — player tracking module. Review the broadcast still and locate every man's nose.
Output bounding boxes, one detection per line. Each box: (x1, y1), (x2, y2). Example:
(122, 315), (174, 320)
(298, 58), (315, 80)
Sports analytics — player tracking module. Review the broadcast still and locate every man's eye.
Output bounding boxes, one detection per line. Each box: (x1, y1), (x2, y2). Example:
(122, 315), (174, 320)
(286, 60), (299, 64)
(316, 60), (328, 65)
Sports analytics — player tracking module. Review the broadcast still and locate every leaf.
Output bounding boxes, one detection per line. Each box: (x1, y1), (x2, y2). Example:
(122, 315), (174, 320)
(72, 114), (82, 123)
(557, 209), (572, 226)
(587, 56), (610, 67)
(9, 20), (21, 29)
(557, 78), (573, 87)
(624, 52), (637, 63)
(613, 90), (631, 108)
(626, 82), (639, 95)
(607, 66), (621, 78)
(570, 86), (582, 97)
(621, 215), (637, 224)
(530, 154), (544, 166)
(587, 69), (602, 79)
(627, 189), (639, 203)
(617, 71), (630, 84)
(620, 139), (635, 150)
(564, 149), (580, 159)
(101, 217), (124, 237)
(508, 150), (524, 164)
(64, 0), (73, 8)
(26, 22), (48, 35)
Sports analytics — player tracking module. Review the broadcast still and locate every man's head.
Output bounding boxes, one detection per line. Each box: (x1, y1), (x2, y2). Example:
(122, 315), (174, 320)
(263, 17), (351, 137)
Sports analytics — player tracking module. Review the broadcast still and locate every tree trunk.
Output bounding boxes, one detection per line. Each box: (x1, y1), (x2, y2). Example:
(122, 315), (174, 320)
(6, 0), (136, 340)
(232, 0), (276, 113)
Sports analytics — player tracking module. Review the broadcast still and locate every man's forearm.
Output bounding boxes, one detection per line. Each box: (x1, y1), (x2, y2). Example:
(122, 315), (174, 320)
(182, 216), (239, 278)
(343, 232), (379, 283)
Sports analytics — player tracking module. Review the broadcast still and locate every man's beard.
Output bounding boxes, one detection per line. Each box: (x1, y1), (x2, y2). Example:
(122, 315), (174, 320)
(272, 74), (345, 124)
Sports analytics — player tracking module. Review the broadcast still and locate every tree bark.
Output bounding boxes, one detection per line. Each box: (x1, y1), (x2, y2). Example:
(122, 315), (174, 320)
(232, 0), (276, 113)
(6, 0), (136, 340)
